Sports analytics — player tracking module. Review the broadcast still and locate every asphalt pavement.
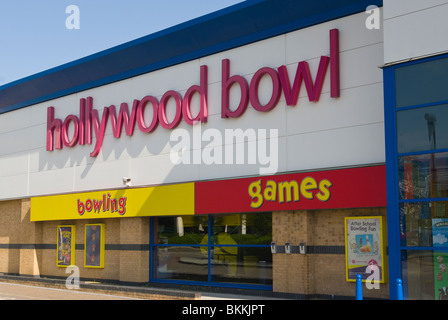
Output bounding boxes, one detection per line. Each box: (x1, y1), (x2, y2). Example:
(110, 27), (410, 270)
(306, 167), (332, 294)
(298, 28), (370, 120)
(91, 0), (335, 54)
(0, 273), (290, 300)
(0, 281), (143, 300)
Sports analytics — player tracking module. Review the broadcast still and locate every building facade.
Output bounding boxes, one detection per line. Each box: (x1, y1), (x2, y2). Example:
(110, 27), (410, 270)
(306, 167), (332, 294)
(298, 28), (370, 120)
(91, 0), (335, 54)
(0, 0), (446, 300)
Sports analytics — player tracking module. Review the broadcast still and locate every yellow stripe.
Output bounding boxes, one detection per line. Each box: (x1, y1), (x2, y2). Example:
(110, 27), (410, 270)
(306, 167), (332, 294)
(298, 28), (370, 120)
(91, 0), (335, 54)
(31, 183), (194, 221)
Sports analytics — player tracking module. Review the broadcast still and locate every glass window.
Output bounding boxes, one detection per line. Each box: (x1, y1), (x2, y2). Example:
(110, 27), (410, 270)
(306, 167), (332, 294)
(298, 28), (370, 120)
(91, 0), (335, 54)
(154, 216), (209, 245)
(151, 213), (272, 287)
(399, 201), (448, 247)
(213, 213), (272, 245)
(393, 56), (448, 300)
(396, 105), (448, 154)
(212, 246), (272, 285)
(398, 152), (448, 200)
(395, 57), (448, 108)
(154, 246), (208, 282)
(401, 250), (448, 300)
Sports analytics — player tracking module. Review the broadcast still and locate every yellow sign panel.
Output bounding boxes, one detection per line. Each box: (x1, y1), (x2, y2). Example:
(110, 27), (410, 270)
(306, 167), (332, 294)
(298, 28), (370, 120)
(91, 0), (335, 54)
(31, 183), (195, 221)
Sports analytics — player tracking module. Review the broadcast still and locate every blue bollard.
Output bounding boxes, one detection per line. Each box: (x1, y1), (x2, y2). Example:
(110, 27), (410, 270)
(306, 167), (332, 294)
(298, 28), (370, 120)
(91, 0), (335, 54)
(396, 278), (404, 300)
(355, 274), (363, 300)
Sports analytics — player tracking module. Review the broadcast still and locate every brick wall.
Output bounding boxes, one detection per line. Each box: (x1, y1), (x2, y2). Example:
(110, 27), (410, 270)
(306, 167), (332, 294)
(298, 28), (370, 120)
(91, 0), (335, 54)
(272, 207), (389, 299)
(39, 217), (149, 283)
(0, 200), (22, 274)
(118, 217), (149, 283)
(19, 199), (42, 276)
(0, 199), (150, 284)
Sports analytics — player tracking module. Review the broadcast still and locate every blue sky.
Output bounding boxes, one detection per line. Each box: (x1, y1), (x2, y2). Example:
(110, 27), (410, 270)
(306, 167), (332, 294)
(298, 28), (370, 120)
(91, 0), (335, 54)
(0, 0), (244, 86)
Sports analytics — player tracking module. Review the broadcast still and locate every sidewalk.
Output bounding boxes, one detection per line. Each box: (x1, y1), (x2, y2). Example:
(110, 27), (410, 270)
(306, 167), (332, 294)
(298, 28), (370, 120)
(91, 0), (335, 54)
(0, 274), (287, 300)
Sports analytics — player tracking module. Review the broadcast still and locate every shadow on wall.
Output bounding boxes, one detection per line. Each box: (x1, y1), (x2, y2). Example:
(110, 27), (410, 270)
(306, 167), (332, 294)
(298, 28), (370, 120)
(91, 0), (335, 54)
(38, 100), (282, 192)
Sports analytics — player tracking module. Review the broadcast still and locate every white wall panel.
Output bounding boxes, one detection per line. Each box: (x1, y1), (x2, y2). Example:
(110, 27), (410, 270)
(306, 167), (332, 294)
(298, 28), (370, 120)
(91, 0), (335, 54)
(73, 158), (130, 191)
(130, 152), (200, 186)
(198, 136), (287, 180)
(384, 0), (448, 64)
(28, 166), (75, 196)
(0, 11), (385, 199)
(0, 174), (29, 199)
(0, 107), (31, 134)
(286, 122), (385, 172)
(0, 152), (29, 177)
(286, 83), (384, 136)
(200, 34), (286, 81)
(384, 0), (448, 20)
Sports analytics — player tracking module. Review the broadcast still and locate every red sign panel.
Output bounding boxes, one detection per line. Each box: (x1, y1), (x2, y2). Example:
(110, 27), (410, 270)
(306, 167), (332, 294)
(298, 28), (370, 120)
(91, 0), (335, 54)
(194, 166), (386, 214)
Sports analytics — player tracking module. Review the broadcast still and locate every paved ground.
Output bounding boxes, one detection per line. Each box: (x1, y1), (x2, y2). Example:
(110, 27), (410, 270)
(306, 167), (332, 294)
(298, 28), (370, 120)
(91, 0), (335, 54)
(0, 282), (143, 300)
(0, 281), (282, 300)
(0, 274), (289, 300)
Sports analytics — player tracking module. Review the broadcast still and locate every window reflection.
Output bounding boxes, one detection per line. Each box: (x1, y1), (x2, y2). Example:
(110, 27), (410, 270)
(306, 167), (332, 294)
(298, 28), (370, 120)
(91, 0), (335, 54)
(155, 216), (208, 245)
(398, 152), (448, 200)
(401, 250), (436, 299)
(401, 250), (448, 300)
(400, 202), (448, 247)
(152, 213), (272, 286)
(395, 57), (448, 108)
(212, 247), (272, 285)
(395, 56), (448, 300)
(154, 246), (208, 282)
(213, 213), (272, 245)
(397, 105), (448, 154)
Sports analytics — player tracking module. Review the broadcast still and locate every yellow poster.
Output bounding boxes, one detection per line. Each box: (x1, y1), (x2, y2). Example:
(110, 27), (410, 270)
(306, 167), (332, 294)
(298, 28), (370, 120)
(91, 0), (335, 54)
(57, 225), (75, 267)
(85, 224), (105, 268)
(345, 216), (387, 283)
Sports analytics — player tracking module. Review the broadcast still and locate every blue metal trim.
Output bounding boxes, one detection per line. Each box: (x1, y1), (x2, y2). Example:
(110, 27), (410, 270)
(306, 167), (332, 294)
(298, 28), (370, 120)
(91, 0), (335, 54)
(398, 148), (448, 157)
(383, 65), (401, 300)
(208, 215), (213, 282)
(398, 197), (448, 203)
(213, 244), (270, 247)
(150, 244), (208, 247)
(396, 99), (448, 111)
(149, 278), (273, 291)
(400, 246), (448, 251)
(0, 0), (382, 114)
(394, 51), (448, 69)
(149, 217), (155, 282)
